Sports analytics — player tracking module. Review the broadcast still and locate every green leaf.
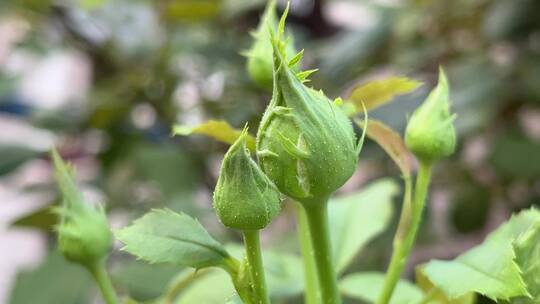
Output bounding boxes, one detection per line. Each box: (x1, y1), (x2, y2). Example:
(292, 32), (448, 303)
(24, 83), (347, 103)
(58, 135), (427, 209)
(113, 261), (178, 301)
(354, 119), (412, 178)
(172, 120), (256, 151)
(512, 221), (540, 303)
(329, 178), (398, 274)
(11, 202), (57, 231)
(116, 209), (230, 269)
(174, 269), (236, 304)
(416, 265), (476, 304)
(225, 244), (304, 299)
(10, 251), (92, 304)
(340, 272), (424, 304)
(160, 0), (221, 23)
(423, 209), (540, 301)
(346, 77), (422, 112)
(263, 250), (304, 298)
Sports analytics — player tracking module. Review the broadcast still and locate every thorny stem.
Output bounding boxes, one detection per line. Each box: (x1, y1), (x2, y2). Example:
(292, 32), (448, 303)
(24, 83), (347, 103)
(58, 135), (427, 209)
(243, 230), (271, 304)
(88, 259), (119, 304)
(302, 197), (342, 304)
(377, 162), (433, 304)
(295, 201), (321, 304)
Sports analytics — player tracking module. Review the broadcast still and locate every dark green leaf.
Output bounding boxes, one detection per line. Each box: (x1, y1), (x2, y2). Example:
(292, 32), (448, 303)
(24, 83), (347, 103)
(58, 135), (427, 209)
(10, 251), (92, 304)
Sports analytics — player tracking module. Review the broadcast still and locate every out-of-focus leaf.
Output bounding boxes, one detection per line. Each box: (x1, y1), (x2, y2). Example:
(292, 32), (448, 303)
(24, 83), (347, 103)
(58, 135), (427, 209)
(264, 250), (304, 298)
(319, 15), (393, 87)
(174, 269), (236, 304)
(339, 272), (423, 304)
(347, 77), (422, 112)
(512, 221), (540, 303)
(0, 145), (39, 176)
(416, 266), (475, 304)
(490, 131), (540, 179)
(159, 0), (222, 23)
(329, 178), (398, 274)
(483, 0), (539, 41)
(225, 294), (243, 304)
(11, 203), (57, 231)
(116, 209), (230, 268)
(79, 0), (105, 9)
(173, 120), (256, 151)
(113, 261), (179, 301)
(225, 244), (304, 299)
(423, 209), (540, 301)
(448, 58), (505, 134)
(354, 119), (411, 178)
(10, 251), (92, 304)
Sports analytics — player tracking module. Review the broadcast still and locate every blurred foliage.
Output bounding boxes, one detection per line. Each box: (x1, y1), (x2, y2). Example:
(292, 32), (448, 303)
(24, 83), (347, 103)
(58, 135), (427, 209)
(1, 0), (539, 303)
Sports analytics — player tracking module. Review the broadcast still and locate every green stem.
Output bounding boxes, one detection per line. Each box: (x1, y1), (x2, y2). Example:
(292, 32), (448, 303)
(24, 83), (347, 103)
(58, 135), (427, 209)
(88, 260), (119, 304)
(221, 257), (254, 304)
(302, 197), (342, 304)
(243, 230), (270, 304)
(377, 162), (433, 304)
(295, 201), (321, 304)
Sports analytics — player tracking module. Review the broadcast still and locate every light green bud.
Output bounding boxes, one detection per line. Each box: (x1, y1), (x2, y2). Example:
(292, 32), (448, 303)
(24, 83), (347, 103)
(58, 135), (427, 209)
(245, 0), (297, 90)
(405, 68), (457, 163)
(255, 12), (358, 204)
(51, 149), (113, 265)
(213, 128), (282, 230)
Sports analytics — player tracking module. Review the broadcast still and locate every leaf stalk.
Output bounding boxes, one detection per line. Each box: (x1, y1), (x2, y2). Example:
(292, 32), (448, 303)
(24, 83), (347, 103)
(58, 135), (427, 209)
(377, 162), (433, 304)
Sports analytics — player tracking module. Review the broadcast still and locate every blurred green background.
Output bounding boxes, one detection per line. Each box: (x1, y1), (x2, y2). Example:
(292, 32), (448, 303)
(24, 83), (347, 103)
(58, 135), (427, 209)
(0, 0), (539, 303)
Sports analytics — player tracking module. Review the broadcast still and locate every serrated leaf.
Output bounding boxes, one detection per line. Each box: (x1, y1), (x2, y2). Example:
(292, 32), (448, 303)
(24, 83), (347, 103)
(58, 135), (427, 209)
(329, 178), (398, 274)
(340, 272), (423, 304)
(512, 221), (540, 303)
(354, 119), (412, 178)
(423, 209), (540, 301)
(416, 265), (475, 304)
(347, 77), (422, 112)
(116, 209), (229, 269)
(172, 120), (256, 151)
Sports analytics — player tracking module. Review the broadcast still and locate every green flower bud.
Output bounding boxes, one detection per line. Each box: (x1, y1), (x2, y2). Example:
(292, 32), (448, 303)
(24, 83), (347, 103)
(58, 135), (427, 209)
(245, 0), (296, 90)
(51, 149), (113, 265)
(255, 11), (358, 204)
(405, 68), (457, 163)
(213, 128), (282, 230)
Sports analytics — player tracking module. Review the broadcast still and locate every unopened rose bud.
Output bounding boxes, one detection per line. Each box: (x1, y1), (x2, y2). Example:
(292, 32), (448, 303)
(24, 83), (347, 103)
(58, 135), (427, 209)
(405, 68), (456, 163)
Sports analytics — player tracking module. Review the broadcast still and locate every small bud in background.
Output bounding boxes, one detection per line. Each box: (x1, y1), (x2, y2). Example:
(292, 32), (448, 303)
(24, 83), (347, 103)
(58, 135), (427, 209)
(213, 128), (282, 230)
(405, 68), (457, 164)
(256, 10), (358, 204)
(51, 149), (113, 266)
(245, 0), (297, 90)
